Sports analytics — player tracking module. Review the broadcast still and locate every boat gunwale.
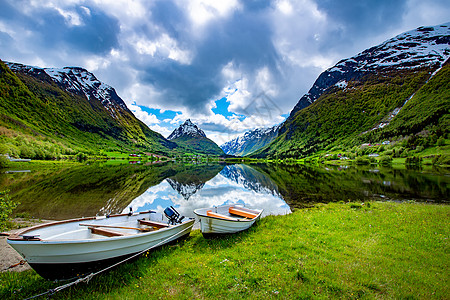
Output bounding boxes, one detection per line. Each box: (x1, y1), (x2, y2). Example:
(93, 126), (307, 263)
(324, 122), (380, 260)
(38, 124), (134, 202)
(8, 211), (193, 243)
(193, 205), (263, 222)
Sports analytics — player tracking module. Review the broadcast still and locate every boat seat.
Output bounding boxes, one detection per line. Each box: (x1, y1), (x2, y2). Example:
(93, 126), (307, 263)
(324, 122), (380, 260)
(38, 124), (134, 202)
(138, 219), (169, 229)
(206, 210), (239, 221)
(88, 227), (130, 237)
(229, 207), (258, 219)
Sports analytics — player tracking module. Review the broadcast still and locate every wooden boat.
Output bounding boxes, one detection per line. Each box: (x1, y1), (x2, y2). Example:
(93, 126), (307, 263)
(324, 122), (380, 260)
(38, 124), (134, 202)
(7, 208), (194, 280)
(194, 205), (263, 237)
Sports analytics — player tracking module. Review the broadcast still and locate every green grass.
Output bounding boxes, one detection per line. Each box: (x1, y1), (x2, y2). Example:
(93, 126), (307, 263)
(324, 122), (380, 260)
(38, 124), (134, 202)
(1, 202), (448, 299)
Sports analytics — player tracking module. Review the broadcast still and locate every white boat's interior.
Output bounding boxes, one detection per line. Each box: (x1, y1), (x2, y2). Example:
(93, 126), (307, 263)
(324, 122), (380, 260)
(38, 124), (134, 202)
(194, 205), (262, 221)
(10, 211), (173, 241)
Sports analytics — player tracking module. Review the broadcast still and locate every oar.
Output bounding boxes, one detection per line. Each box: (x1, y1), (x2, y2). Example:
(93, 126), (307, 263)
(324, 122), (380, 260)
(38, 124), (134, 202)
(79, 223), (152, 232)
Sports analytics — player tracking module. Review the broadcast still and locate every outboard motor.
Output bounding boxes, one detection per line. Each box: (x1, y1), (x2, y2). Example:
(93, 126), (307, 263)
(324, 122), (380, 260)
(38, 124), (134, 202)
(164, 206), (185, 225)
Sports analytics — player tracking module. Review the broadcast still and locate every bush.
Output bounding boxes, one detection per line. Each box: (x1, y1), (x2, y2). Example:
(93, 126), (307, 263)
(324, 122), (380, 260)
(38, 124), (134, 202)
(355, 156), (370, 165)
(436, 137), (446, 146)
(405, 156), (423, 165)
(432, 154), (450, 166)
(379, 155), (393, 166)
(0, 155), (9, 169)
(75, 152), (89, 162)
(0, 190), (18, 232)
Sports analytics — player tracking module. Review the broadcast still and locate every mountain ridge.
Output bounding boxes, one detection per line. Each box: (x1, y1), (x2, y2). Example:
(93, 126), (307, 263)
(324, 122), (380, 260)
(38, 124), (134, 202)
(287, 22), (450, 121)
(220, 124), (281, 156)
(168, 119), (224, 156)
(252, 22), (450, 159)
(0, 60), (177, 157)
(168, 119), (206, 140)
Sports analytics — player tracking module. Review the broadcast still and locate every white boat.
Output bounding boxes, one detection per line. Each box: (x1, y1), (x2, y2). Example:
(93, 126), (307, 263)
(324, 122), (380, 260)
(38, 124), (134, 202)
(194, 205), (263, 237)
(7, 208), (194, 280)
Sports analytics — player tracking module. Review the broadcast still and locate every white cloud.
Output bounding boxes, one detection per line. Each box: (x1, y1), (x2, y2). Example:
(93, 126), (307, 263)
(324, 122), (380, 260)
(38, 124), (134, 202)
(276, 0), (293, 15)
(128, 103), (159, 125)
(132, 33), (192, 64)
(149, 124), (173, 138)
(184, 0), (241, 28)
(2, 0), (450, 145)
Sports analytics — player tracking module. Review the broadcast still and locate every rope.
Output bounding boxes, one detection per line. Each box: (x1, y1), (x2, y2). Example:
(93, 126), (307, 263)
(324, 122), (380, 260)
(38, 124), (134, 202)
(24, 220), (198, 300)
(1, 259), (27, 271)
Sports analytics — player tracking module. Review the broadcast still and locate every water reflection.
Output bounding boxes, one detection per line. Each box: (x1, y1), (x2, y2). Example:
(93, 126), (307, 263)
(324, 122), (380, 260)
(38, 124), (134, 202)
(251, 163), (449, 209)
(123, 164), (291, 219)
(1, 162), (447, 221)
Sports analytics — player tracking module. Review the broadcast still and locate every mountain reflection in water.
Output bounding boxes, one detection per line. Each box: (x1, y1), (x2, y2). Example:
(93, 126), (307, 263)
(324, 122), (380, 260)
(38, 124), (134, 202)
(123, 164), (291, 219)
(2, 162), (447, 221)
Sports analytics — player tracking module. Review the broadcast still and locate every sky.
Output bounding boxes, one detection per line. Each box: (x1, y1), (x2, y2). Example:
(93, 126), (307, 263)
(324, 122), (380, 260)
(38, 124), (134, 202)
(1, 0), (449, 145)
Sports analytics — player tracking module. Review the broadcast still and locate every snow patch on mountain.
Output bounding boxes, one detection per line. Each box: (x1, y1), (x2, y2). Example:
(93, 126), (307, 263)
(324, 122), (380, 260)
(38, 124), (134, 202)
(167, 119), (207, 140)
(334, 80), (348, 89)
(6, 62), (129, 118)
(329, 23), (450, 73)
(166, 178), (205, 200)
(288, 22), (450, 120)
(220, 165), (282, 197)
(221, 124), (281, 156)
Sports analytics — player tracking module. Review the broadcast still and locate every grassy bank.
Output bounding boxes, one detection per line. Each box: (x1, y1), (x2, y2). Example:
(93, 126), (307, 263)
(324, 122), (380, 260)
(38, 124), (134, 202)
(1, 201), (449, 299)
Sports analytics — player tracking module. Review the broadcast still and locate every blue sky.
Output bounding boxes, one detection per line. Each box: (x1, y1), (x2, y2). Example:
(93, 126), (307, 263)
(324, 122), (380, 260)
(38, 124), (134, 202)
(0, 0), (449, 145)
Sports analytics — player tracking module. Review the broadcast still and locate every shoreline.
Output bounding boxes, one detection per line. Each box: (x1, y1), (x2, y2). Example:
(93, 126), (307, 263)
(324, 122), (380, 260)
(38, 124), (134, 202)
(0, 219), (51, 273)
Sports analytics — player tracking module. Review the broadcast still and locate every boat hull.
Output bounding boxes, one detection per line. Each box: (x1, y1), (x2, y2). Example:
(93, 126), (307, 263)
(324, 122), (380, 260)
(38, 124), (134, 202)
(26, 231), (191, 280)
(194, 205), (262, 237)
(7, 212), (194, 280)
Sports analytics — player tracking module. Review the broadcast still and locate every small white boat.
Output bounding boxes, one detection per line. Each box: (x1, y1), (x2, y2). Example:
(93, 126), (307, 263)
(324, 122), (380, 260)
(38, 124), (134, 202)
(194, 205), (263, 237)
(7, 208), (194, 280)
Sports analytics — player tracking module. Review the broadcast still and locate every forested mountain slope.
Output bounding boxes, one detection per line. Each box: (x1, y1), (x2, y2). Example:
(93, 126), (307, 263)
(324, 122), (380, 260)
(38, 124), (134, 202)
(252, 23), (450, 158)
(0, 60), (176, 158)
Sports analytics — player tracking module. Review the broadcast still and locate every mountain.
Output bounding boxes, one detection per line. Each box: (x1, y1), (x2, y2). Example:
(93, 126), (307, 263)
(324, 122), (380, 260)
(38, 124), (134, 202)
(166, 178), (205, 200)
(168, 119), (206, 140)
(288, 23), (450, 119)
(168, 119), (224, 155)
(165, 164), (224, 200)
(221, 124), (281, 156)
(0, 60), (176, 157)
(252, 22), (450, 158)
(220, 164), (281, 197)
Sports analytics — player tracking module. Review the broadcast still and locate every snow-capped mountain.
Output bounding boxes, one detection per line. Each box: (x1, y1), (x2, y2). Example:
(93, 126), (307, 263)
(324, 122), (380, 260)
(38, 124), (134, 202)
(288, 22), (450, 119)
(252, 22), (450, 159)
(167, 119), (206, 140)
(167, 119), (224, 155)
(221, 124), (281, 156)
(166, 178), (205, 200)
(6, 63), (129, 118)
(220, 165), (281, 197)
(3, 60), (176, 152)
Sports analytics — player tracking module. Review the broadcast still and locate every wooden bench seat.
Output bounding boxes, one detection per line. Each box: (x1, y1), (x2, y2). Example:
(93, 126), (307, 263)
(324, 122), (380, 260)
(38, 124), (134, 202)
(229, 207), (258, 219)
(138, 219), (169, 229)
(89, 227), (130, 237)
(206, 210), (239, 221)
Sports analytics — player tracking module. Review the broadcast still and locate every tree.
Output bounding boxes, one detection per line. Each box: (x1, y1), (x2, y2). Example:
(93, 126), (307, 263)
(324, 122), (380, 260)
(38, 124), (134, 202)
(0, 190), (18, 232)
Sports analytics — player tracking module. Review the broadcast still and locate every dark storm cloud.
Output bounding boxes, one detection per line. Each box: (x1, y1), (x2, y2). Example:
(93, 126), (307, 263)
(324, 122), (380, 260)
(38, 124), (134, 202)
(149, 0), (190, 41)
(0, 2), (119, 56)
(1, 0), (449, 140)
(65, 7), (120, 54)
(315, 0), (407, 51)
(137, 2), (281, 114)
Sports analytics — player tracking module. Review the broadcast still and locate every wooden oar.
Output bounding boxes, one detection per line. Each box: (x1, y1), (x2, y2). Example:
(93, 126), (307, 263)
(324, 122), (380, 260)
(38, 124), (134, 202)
(79, 223), (152, 232)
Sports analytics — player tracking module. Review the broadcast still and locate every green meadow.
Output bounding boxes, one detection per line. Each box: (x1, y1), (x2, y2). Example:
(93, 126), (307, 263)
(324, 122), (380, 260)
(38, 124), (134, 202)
(1, 201), (448, 299)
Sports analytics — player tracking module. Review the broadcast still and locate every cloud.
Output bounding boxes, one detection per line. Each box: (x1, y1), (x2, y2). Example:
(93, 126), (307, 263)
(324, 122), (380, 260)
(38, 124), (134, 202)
(1, 0), (449, 143)
(128, 103), (159, 125)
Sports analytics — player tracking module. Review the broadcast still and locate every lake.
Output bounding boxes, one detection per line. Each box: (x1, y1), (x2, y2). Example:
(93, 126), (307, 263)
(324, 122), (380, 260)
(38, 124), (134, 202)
(1, 162), (448, 222)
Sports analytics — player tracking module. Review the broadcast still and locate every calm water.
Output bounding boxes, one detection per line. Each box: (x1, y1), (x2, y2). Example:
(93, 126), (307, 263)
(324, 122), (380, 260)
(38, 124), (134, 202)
(1, 162), (448, 221)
